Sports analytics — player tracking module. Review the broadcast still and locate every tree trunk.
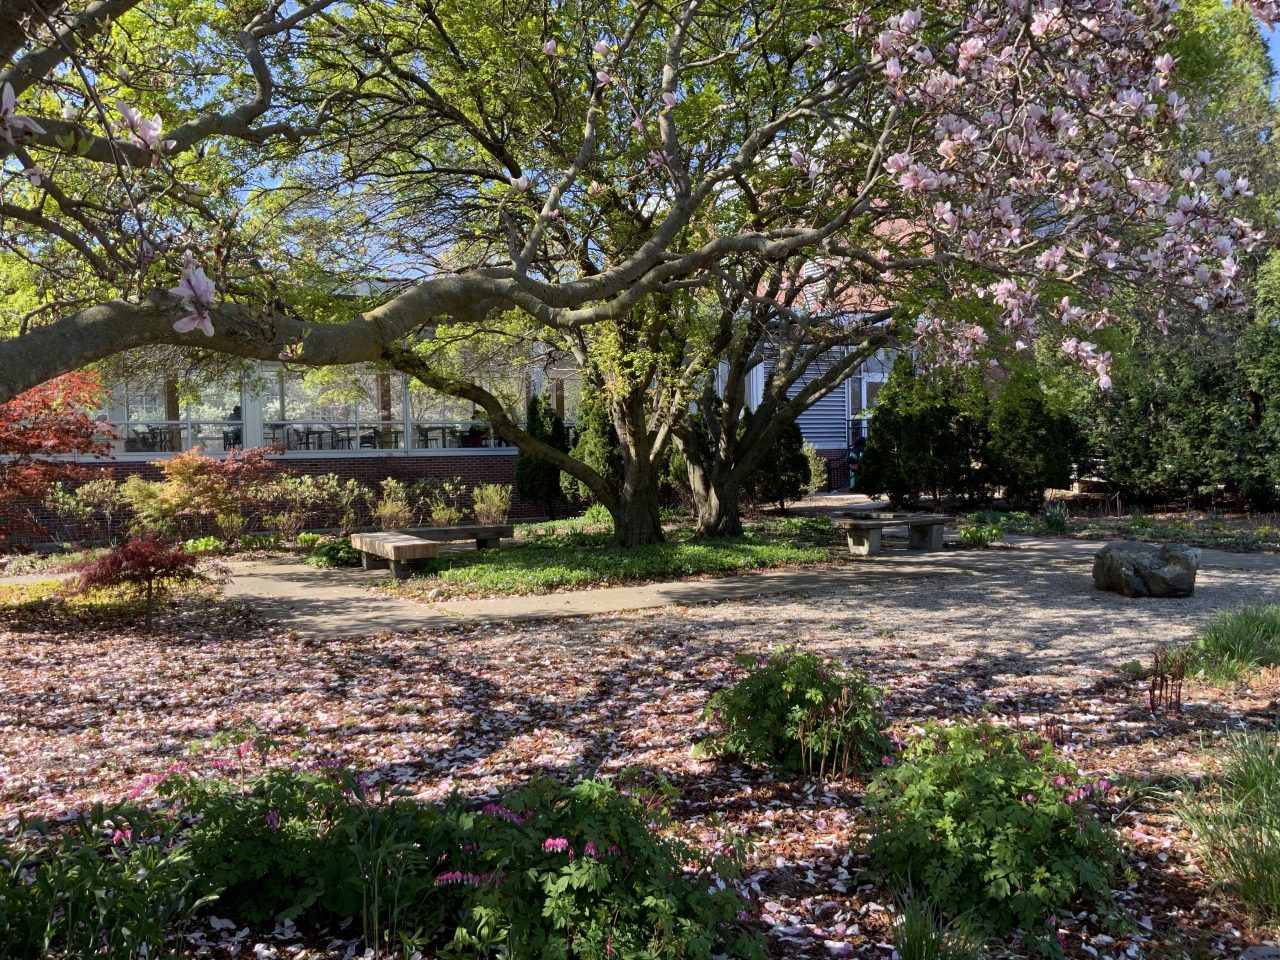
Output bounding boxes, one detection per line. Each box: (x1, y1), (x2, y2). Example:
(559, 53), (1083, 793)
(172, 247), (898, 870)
(684, 450), (744, 538)
(609, 455), (664, 546)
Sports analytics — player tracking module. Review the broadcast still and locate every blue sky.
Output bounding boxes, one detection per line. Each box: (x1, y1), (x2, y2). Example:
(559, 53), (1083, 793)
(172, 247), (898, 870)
(1269, 26), (1280, 78)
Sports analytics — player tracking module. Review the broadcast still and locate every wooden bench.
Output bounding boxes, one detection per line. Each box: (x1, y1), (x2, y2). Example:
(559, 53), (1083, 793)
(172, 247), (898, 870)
(832, 512), (953, 557)
(349, 532), (441, 579)
(400, 524), (514, 550)
(350, 525), (514, 579)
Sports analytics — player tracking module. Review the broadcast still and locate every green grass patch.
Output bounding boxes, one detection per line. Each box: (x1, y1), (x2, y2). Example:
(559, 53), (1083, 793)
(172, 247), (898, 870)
(1185, 604), (1280, 682)
(1182, 735), (1280, 923)
(387, 518), (833, 600)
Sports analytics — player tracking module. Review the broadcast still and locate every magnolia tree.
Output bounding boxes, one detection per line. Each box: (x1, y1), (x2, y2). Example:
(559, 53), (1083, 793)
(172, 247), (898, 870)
(0, 0), (1272, 545)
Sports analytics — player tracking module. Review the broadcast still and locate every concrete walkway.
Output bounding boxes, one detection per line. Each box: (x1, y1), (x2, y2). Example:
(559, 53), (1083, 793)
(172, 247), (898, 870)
(216, 534), (1280, 639)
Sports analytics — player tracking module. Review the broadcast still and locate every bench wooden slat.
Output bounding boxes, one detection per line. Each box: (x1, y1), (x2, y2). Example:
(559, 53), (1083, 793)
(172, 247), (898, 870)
(400, 524), (513, 542)
(349, 532), (441, 562)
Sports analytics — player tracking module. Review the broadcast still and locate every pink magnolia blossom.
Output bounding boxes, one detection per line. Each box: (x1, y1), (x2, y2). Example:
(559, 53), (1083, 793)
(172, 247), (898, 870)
(509, 175), (530, 192)
(169, 252), (216, 337)
(115, 100), (176, 153)
(542, 39), (558, 56)
(806, 33), (823, 49)
(0, 82), (46, 145)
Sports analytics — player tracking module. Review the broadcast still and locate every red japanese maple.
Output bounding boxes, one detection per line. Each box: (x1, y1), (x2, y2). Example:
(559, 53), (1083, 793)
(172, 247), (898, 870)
(73, 535), (202, 631)
(0, 372), (111, 543)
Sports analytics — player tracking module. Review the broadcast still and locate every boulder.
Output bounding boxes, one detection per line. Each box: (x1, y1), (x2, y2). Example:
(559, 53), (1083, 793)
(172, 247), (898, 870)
(1092, 542), (1200, 598)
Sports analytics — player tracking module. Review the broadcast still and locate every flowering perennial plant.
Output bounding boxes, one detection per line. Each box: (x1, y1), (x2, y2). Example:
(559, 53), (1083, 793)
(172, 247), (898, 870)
(866, 722), (1120, 939)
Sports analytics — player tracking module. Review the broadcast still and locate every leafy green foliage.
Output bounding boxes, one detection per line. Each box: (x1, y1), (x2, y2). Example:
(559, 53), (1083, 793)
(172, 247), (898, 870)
(0, 805), (211, 960)
(296, 532), (324, 548)
(866, 723), (1119, 936)
(988, 363), (1077, 511)
(858, 357), (993, 508)
(306, 537), (363, 568)
(1182, 735), (1280, 924)
(561, 387), (623, 505)
(1185, 604), (1280, 681)
(700, 648), (887, 778)
(1040, 503), (1069, 534)
(957, 523), (1003, 549)
(183, 535), (224, 554)
(442, 778), (764, 959)
(515, 395), (569, 518)
(471, 483), (512, 524)
(891, 893), (985, 960)
(240, 533), (283, 551)
(1, 770), (762, 959)
(741, 419), (811, 510)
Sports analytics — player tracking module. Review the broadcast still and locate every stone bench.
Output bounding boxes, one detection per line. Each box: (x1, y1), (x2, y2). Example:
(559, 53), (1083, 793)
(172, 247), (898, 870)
(349, 532), (441, 579)
(832, 512), (953, 557)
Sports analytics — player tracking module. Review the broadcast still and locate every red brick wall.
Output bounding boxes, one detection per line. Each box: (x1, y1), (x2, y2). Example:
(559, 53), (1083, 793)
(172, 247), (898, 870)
(1, 450), (563, 549)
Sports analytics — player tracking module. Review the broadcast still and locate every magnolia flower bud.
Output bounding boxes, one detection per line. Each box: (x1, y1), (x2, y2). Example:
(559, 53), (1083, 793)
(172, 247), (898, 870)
(594, 41), (610, 57)
(806, 33), (822, 49)
(542, 40), (558, 56)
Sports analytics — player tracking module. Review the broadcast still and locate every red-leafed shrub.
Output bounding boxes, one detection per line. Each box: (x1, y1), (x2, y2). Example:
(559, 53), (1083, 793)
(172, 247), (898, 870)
(0, 373), (112, 544)
(73, 536), (203, 630)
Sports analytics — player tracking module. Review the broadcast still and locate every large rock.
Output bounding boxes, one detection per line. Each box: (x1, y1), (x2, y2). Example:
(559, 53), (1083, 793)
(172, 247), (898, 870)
(1092, 542), (1200, 598)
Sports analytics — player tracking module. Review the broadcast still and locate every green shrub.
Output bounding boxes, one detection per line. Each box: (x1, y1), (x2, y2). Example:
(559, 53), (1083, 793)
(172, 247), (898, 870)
(183, 535), (224, 554)
(957, 523), (1002, 548)
(803, 443), (829, 494)
(471, 482), (512, 524)
(1040, 502), (1069, 534)
(0, 805), (210, 959)
(700, 648), (887, 778)
(120, 475), (177, 537)
(296, 531), (324, 549)
(1185, 604), (1280, 681)
(443, 777), (763, 959)
(515, 394), (569, 518)
(1182, 734), (1280, 923)
(866, 723), (1119, 937)
(307, 538), (362, 568)
(988, 363), (1077, 511)
(741, 419), (811, 510)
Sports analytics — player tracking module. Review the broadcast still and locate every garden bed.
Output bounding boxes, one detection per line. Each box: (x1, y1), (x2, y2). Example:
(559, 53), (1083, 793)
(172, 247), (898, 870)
(3, 558), (1279, 956)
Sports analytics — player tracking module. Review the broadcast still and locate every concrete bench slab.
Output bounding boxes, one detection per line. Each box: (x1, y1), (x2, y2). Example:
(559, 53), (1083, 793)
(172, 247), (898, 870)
(350, 532), (441, 579)
(833, 514), (953, 557)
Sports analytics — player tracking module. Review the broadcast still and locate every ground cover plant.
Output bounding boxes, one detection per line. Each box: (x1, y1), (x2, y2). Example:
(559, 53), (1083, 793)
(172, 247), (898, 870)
(1182, 735), (1280, 925)
(306, 537), (363, 568)
(0, 766), (763, 960)
(699, 647), (887, 778)
(1184, 604), (1280, 681)
(385, 518), (835, 600)
(865, 723), (1120, 940)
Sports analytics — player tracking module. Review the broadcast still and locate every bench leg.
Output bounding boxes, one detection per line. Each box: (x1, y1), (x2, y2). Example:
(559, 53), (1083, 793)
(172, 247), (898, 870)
(389, 559), (412, 579)
(475, 537), (501, 549)
(361, 553), (389, 570)
(908, 524), (944, 551)
(846, 528), (881, 557)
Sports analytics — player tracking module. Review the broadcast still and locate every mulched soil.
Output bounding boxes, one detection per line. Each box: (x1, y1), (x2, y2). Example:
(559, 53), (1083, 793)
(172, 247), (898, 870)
(2, 588), (1279, 958)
